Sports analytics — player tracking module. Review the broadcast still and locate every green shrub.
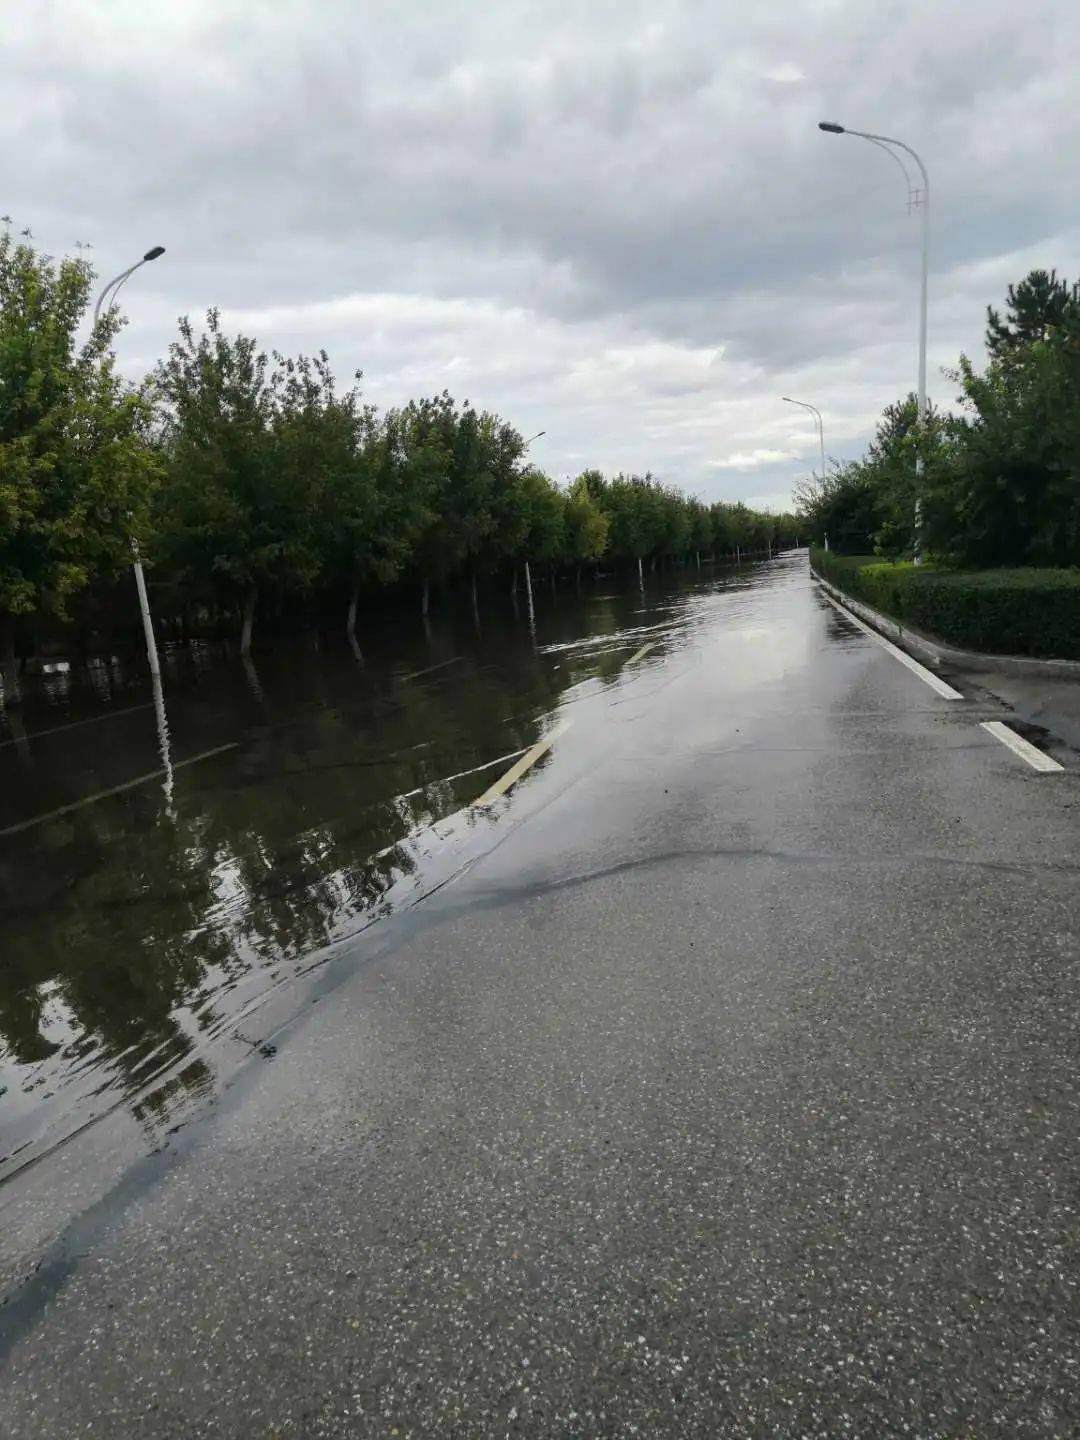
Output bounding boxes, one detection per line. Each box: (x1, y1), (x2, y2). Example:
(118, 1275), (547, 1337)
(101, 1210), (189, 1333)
(810, 547), (1080, 660)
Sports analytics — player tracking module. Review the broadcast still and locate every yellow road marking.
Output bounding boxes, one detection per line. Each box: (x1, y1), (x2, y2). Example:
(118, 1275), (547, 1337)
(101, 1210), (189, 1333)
(472, 720), (572, 807)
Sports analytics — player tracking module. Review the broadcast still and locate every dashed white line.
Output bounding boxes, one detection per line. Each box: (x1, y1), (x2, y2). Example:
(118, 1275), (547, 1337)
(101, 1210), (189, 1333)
(399, 656), (463, 682)
(0, 742), (239, 837)
(626, 642), (654, 666)
(980, 721), (1063, 774)
(397, 746), (529, 800)
(822, 592), (964, 700)
(0, 700), (156, 748)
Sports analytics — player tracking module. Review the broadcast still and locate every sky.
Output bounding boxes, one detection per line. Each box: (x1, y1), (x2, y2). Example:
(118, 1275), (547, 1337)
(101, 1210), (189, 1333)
(5, 0), (1079, 512)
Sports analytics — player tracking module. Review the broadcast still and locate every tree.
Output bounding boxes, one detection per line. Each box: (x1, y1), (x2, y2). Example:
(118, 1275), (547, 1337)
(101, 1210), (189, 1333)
(929, 334), (1080, 566)
(564, 474), (609, 582)
(0, 232), (159, 693)
(726, 502), (755, 558)
(861, 393), (953, 557)
(657, 486), (691, 563)
(398, 393), (460, 614)
(602, 475), (662, 580)
(986, 269), (1080, 359)
(516, 469), (566, 575)
(793, 393), (949, 558)
(153, 310), (325, 653)
(688, 498), (713, 564)
(272, 363), (428, 655)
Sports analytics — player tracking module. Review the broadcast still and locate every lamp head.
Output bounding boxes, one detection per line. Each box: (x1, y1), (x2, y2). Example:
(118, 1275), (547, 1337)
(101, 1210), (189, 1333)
(143, 246), (165, 261)
(818, 121), (845, 134)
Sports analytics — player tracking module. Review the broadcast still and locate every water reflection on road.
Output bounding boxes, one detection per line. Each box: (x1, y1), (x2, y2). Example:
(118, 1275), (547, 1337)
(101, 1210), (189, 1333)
(0, 562), (775, 1180)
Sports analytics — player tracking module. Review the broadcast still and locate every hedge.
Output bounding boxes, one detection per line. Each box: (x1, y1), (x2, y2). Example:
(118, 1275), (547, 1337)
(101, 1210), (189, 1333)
(810, 549), (1080, 661)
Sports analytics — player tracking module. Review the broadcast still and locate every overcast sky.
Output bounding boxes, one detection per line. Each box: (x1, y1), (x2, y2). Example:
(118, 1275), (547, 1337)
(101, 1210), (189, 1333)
(5, 0), (1079, 510)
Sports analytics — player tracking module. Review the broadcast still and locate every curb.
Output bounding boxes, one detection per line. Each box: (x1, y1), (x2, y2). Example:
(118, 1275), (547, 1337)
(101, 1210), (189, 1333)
(810, 566), (1080, 680)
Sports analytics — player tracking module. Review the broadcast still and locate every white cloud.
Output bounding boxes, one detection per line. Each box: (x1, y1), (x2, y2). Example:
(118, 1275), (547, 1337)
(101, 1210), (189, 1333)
(712, 449), (795, 470)
(745, 490), (801, 514)
(3, 0), (1078, 502)
(761, 62), (805, 83)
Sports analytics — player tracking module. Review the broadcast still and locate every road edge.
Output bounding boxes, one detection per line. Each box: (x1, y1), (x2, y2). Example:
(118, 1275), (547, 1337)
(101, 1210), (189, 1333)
(810, 564), (1080, 679)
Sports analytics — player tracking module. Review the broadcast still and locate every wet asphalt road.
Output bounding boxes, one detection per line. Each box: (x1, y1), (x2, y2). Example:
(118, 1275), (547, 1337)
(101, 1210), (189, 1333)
(3, 553), (1080, 1437)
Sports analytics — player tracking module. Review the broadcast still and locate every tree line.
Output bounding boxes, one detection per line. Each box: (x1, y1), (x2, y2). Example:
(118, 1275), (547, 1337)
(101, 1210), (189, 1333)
(797, 268), (1080, 566)
(0, 233), (798, 679)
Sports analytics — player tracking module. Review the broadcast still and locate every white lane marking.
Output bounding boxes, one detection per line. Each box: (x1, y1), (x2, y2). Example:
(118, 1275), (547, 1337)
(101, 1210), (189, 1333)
(0, 700), (156, 748)
(472, 720), (572, 807)
(980, 721), (1064, 774)
(626, 642), (654, 666)
(0, 742), (239, 837)
(397, 746), (529, 800)
(399, 656), (463, 682)
(822, 591), (964, 700)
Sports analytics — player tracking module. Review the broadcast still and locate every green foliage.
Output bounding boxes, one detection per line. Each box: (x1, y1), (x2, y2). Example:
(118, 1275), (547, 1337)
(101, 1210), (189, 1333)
(0, 232), (159, 626)
(1, 240), (795, 657)
(813, 548), (1080, 661)
(929, 334), (1080, 566)
(986, 269), (1080, 359)
(152, 310), (326, 611)
(799, 269), (1080, 570)
(563, 474), (609, 569)
(518, 468), (566, 567)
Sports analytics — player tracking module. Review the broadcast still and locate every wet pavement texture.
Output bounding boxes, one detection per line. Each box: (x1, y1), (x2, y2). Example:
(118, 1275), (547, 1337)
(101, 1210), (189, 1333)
(1, 574), (676, 1188)
(2, 552), (1080, 1438)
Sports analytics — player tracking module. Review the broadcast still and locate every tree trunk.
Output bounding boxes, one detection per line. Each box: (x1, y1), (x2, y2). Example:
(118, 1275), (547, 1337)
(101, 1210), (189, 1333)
(471, 569), (479, 619)
(0, 612), (21, 707)
(421, 580), (430, 616)
(511, 569), (519, 596)
(696, 550), (701, 568)
(637, 555), (644, 587)
(240, 585), (257, 656)
(575, 564), (582, 591)
(346, 583), (363, 662)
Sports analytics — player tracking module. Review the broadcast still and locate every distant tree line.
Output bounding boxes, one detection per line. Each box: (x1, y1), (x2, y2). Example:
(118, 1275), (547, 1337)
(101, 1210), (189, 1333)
(0, 232), (798, 680)
(797, 269), (1080, 566)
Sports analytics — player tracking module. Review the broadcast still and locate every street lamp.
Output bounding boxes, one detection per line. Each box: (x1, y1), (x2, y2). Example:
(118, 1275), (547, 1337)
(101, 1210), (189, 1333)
(782, 396), (826, 483)
(819, 121), (929, 561)
(519, 433), (546, 622)
(91, 246), (166, 678)
(93, 246), (165, 327)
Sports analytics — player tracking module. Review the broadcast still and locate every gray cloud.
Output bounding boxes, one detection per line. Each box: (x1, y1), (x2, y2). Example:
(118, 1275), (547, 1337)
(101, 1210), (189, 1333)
(4, 0), (1079, 504)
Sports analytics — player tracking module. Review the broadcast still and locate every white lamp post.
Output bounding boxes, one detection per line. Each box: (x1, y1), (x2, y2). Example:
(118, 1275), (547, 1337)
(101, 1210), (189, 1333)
(782, 396), (826, 482)
(819, 122), (929, 561)
(521, 431), (545, 618)
(92, 246), (166, 676)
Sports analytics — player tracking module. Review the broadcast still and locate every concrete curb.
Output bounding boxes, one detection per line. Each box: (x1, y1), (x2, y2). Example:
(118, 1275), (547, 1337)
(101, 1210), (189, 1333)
(810, 566), (1080, 680)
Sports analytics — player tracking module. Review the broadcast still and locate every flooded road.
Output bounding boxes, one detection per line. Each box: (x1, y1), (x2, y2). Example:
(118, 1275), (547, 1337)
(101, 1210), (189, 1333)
(4, 551), (1080, 1437)
(1, 563), (765, 1184)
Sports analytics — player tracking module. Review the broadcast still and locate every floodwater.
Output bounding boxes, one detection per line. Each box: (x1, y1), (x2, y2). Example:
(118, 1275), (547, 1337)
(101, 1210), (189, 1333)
(0, 562), (776, 1184)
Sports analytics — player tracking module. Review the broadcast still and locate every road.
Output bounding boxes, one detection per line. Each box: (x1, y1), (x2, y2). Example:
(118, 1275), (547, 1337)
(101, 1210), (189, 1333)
(2, 552), (1079, 1437)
